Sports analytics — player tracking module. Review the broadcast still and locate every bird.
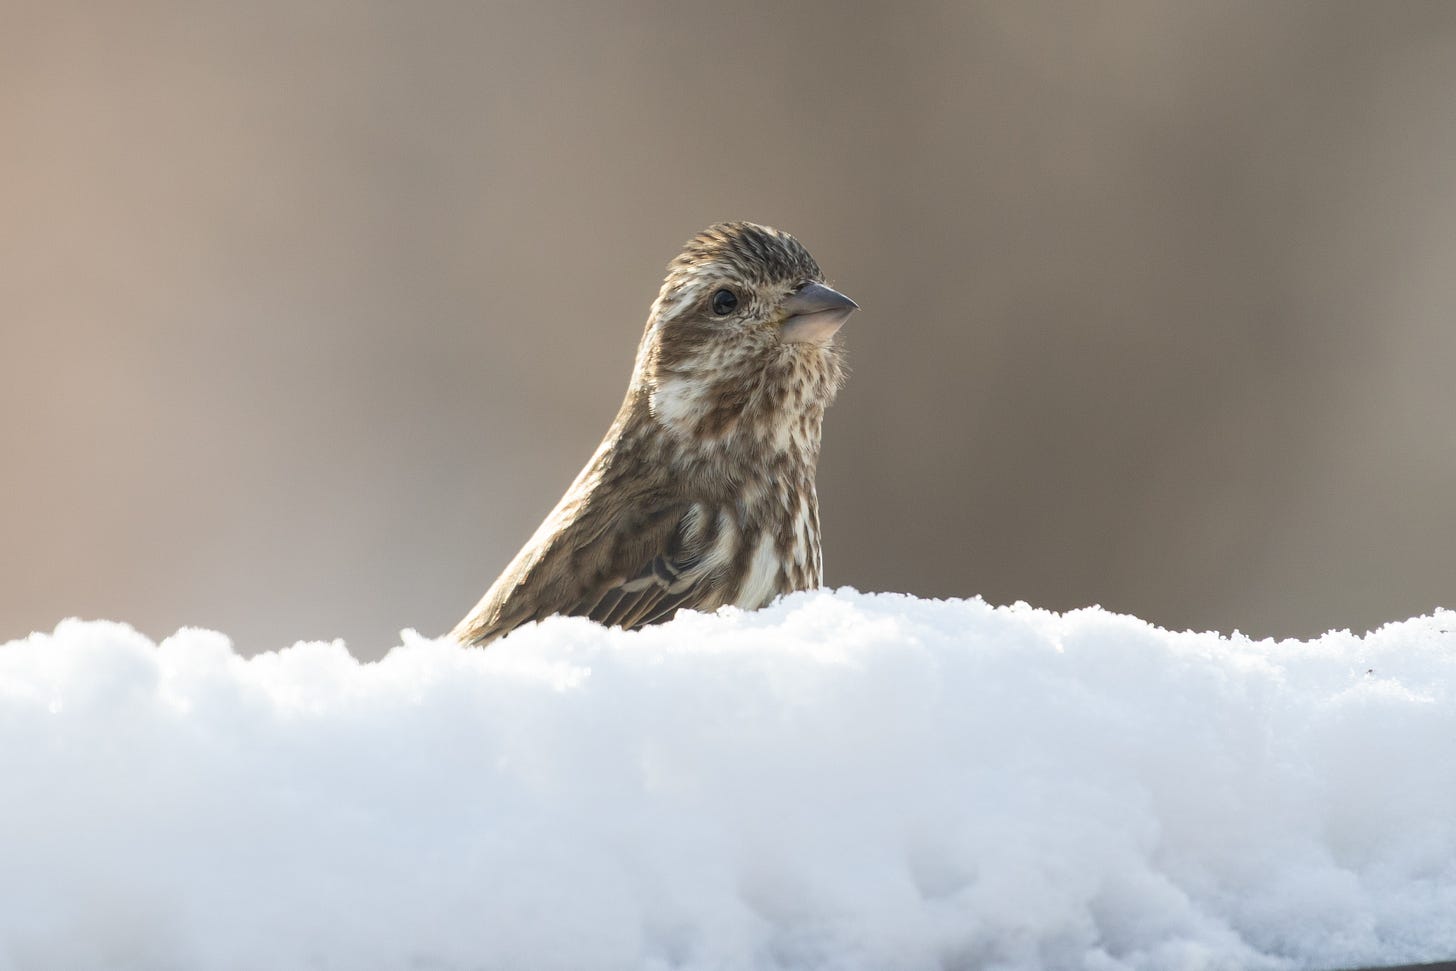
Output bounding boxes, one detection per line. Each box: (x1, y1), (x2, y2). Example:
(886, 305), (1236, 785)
(452, 221), (857, 646)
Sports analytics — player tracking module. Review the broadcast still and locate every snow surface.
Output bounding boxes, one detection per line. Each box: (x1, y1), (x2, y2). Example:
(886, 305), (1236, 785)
(2, 592), (1454, 971)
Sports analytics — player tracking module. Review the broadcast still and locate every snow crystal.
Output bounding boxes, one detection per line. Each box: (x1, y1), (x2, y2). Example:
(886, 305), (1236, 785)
(1, 591), (1453, 971)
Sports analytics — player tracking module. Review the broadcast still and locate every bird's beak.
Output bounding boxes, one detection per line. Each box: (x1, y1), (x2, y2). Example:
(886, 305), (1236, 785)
(779, 282), (858, 344)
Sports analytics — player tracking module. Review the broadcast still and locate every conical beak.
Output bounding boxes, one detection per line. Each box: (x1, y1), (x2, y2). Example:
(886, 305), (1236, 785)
(779, 282), (858, 344)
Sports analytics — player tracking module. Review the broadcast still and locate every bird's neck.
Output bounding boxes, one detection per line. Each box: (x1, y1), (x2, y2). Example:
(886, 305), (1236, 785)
(641, 347), (838, 460)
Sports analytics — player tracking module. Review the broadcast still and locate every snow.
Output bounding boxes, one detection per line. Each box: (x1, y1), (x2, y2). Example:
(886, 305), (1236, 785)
(2, 592), (1454, 971)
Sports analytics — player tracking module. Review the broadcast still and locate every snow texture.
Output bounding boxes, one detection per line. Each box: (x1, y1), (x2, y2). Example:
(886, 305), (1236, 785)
(2, 591), (1454, 971)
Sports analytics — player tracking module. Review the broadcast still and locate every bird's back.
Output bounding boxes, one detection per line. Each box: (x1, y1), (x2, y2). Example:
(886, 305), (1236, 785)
(452, 403), (828, 646)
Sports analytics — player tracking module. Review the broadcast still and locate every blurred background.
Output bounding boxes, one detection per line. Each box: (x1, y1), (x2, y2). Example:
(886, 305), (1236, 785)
(4, 2), (1455, 658)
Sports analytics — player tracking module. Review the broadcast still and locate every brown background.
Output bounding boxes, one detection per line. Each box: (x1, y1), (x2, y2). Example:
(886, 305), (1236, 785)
(4, 2), (1455, 659)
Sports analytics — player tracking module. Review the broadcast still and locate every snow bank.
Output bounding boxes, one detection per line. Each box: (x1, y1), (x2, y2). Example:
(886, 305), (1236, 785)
(2, 592), (1454, 971)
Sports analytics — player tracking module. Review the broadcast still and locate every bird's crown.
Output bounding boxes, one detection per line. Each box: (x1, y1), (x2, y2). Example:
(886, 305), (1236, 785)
(668, 222), (822, 289)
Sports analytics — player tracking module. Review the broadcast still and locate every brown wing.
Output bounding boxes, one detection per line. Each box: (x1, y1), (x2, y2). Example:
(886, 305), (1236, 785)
(452, 500), (723, 646)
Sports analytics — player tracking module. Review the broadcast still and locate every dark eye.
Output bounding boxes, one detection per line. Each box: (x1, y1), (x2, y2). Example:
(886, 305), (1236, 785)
(710, 288), (739, 316)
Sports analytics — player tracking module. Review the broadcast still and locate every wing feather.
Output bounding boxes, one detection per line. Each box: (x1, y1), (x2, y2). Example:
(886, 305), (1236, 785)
(454, 500), (725, 645)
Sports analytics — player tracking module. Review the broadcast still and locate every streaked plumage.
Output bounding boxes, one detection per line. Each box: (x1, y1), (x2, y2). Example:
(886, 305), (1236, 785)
(453, 222), (856, 645)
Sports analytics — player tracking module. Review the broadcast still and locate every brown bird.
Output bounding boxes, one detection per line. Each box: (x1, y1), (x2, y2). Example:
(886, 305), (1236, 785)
(453, 222), (857, 645)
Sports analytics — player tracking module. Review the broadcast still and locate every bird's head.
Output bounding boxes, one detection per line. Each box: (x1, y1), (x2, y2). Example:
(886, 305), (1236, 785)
(632, 222), (857, 449)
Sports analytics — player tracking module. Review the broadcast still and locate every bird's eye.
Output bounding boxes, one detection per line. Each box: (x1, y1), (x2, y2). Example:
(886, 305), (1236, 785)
(710, 288), (739, 316)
